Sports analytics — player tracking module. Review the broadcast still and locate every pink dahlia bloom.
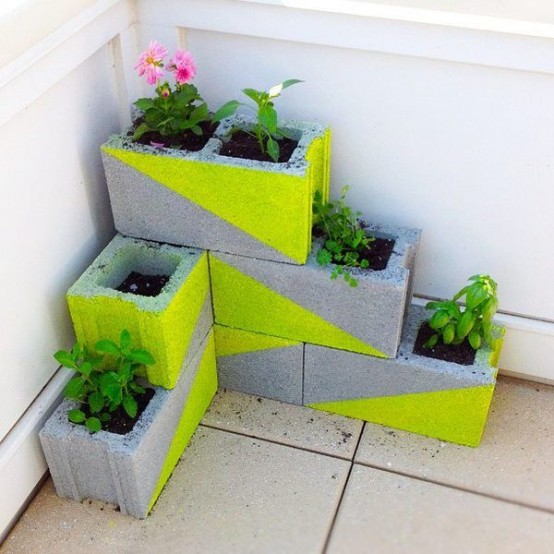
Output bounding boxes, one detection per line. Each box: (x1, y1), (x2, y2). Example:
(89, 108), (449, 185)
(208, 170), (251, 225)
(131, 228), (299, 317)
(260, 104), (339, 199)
(168, 50), (197, 85)
(135, 40), (168, 85)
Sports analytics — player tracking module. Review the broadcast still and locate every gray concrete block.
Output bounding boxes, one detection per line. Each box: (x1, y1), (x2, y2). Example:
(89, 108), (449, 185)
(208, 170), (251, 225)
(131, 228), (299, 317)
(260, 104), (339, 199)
(210, 224), (421, 358)
(102, 155), (294, 264)
(214, 325), (304, 405)
(304, 304), (499, 404)
(101, 116), (331, 265)
(39, 331), (216, 518)
(67, 233), (212, 389)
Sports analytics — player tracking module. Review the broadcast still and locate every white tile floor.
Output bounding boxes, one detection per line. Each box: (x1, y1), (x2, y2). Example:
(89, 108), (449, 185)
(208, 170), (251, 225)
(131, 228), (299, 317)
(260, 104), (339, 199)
(3, 376), (554, 553)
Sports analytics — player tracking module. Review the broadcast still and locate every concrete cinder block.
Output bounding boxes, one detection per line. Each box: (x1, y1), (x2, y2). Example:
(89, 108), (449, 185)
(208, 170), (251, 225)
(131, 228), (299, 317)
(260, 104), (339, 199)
(210, 224), (421, 358)
(101, 116), (331, 265)
(214, 325), (304, 405)
(39, 330), (218, 518)
(305, 305), (504, 447)
(67, 234), (212, 389)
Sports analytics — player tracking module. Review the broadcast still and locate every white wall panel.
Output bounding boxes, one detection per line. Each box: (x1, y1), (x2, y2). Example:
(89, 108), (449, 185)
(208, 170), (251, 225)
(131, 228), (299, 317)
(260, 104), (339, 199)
(0, 44), (120, 442)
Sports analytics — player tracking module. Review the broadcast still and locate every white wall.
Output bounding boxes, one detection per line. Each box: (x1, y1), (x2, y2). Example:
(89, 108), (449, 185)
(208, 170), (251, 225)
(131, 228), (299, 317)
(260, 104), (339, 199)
(2, 0), (554, 540)
(0, 0), (135, 539)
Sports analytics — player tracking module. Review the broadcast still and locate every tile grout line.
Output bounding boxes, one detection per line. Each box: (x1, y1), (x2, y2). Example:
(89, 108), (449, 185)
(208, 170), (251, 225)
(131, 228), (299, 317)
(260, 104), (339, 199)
(198, 423), (354, 462)
(321, 422), (366, 554)
(354, 460), (554, 516)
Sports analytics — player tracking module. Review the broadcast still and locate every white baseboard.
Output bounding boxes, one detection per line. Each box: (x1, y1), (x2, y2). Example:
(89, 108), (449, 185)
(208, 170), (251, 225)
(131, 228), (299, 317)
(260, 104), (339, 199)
(0, 368), (70, 544)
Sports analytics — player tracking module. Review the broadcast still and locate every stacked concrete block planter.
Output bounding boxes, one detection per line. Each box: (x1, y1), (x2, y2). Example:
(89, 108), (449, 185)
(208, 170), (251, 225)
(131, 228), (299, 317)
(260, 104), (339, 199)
(304, 305), (504, 447)
(101, 116), (331, 265)
(214, 325), (304, 405)
(67, 234), (212, 389)
(210, 224), (421, 358)
(39, 330), (218, 518)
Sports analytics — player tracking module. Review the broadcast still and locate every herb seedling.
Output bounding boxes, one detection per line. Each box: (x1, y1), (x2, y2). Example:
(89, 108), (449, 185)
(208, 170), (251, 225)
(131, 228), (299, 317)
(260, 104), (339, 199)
(212, 79), (303, 162)
(133, 41), (210, 142)
(54, 330), (155, 433)
(312, 186), (375, 287)
(424, 274), (499, 350)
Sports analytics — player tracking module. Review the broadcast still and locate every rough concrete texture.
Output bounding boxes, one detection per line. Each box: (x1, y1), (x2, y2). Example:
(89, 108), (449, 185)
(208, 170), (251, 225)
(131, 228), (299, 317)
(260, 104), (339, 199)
(102, 155), (293, 264)
(305, 305), (504, 446)
(101, 116), (331, 265)
(214, 325), (304, 405)
(39, 330), (217, 519)
(304, 304), (499, 405)
(67, 234), (212, 389)
(210, 223), (421, 358)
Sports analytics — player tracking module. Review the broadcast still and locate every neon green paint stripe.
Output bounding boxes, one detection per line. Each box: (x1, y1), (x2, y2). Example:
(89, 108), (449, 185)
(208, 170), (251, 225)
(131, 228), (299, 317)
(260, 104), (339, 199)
(148, 332), (218, 512)
(103, 146), (317, 263)
(210, 255), (386, 358)
(309, 385), (495, 447)
(214, 325), (301, 357)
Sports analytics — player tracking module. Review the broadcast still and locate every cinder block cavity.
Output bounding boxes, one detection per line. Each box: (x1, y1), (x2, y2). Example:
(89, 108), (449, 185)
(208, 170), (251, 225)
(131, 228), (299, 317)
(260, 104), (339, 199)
(40, 330), (218, 518)
(305, 305), (504, 447)
(214, 325), (304, 405)
(67, 234), (212, 389)
(210, 224), (421, 358)
(101, 116), (331, 265)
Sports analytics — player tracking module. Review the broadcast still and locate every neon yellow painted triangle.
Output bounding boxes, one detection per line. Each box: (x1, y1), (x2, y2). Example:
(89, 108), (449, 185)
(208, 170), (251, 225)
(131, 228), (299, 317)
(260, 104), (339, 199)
(210, 255), (386, 357)
(214, 325), (300, 357)
(309, 385), (495, 447)
(148, 332), (218, 511)
(103, 147), (310, 263)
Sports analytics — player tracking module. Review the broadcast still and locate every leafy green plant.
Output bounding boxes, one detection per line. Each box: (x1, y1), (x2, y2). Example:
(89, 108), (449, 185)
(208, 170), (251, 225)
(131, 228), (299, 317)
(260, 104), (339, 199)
(424, 274), (499, 350)
(132, 42), (210, 142)
(54, 330), (155, 433)
(312, 186), (374, 287)
(212, 79), (303, 162)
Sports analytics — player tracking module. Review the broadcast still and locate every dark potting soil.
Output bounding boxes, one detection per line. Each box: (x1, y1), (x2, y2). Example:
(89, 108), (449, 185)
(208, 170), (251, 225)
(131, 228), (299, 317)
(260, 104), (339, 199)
(413, 322), (477, 366)
(80, 387), (156, 436)
(219, 131), (298, 163)
(116, 271), (170, 297)
(359, 237), (395, 271)
(131, 120), (216, 151)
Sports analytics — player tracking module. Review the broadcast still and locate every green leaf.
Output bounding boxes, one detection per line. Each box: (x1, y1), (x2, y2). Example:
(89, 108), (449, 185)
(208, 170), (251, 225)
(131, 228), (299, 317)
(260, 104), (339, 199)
(481, 297), (498, 321)
(242, 88), (262, 103)
(443, 324), (455, 344)
(465, 285), (488, 310)
(259, 105), (278, 134)
(119, 329), (131, 351)
(64, 377), (85, 400)
(85, 417), (102, 433)
(456, 310), (475, 340)
(78, 361), (93, 377)
(268, 79), (303, 98)
(134, 98), (155, 111)
(68, 409), (86, 424)
(128, 349), (155, 365)
(189, 103), (209, 125)
(132, 122), (152, 141)
(99, 412), (111, 422)
(468, 330), (482, 350)
(316, 248), (332, 267)
(54, 350), (77, 369)
(122, 395), (138, 419)
(266, 136), (279, 162)
(105, 384), (122, 405)
(88, 392), (105, 414)
(95, 339), (120, 356)
(212, 100), (240, 123)
(423, 334), (439, 349)
(129, 382), (146, 394)
(191, 125), (202, 136)
(429, 311), (449, 330)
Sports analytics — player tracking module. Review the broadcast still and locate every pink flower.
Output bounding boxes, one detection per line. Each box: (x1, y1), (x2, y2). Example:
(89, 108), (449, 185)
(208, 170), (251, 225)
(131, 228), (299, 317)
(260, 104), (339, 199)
(135, 41), (168, 85)
(167, 50), (196, 85)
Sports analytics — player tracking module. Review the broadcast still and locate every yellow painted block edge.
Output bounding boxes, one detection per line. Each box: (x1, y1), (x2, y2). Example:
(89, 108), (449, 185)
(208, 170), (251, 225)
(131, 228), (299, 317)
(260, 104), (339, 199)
(148, 331), (218, 511)
(214, 324), (301, 357)
(103, 146), (316, 263)
(67, 252), (210, 389)
(210, 255), (386, 358)
(309, 385), (496, 447)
